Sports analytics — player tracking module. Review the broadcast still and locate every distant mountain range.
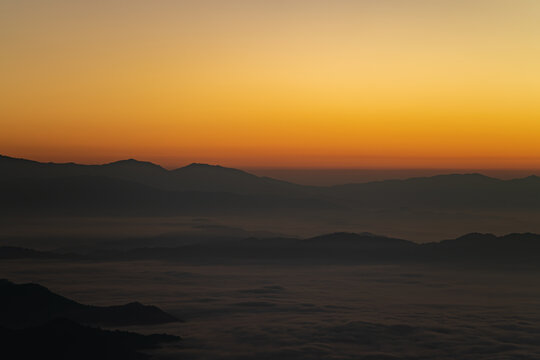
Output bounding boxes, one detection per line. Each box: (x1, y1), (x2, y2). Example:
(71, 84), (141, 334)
(107, 232), (540, 266)
(4, 232), (540, 267)
(0, 154), (307, 195)
(326, 173), (540, 208)
(0, 154), (331, 215)
(2, 154), (540, 216)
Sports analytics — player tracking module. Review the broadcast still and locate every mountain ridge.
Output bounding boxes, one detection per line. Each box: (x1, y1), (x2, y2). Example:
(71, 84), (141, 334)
(4, 153), (540, 186)
(3, 231), (540, 266)
(0, 154), (307, 195)
(0, 279), (179, 328)
(3, 154), (540, 214)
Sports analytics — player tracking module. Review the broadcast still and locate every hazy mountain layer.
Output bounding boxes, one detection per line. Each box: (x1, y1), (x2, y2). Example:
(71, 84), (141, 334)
(3, 232), (540, 268)
(3, 155), (540, 217)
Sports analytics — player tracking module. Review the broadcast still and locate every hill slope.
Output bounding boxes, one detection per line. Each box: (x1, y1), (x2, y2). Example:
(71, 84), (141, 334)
(0, 279), (179, 328)
(0, 318), (180, 360)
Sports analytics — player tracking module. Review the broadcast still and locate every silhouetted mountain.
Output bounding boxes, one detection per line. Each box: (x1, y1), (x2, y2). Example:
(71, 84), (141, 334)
(4, 154), (540, 217)
(0, 279), (179, 328)
(0, 175), (331, 216)
(0, 154), (167, 181)
(325, 173), (540, 209)
(170, 162), (308, 195)
(420, 232), (540, 265)
(69, 232), (540, 267)
(4, 231), (540, 266)
(304, 232), (415, 248)
(0, 154), (307, 195)
(0, 318), (180, 360)
(86, 232), (417, 264)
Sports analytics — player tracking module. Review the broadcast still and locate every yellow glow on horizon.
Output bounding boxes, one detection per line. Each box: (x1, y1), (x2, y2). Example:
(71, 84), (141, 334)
(2, 1), (540, 169)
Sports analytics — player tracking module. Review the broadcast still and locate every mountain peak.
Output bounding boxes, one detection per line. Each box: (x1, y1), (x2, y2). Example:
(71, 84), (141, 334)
(308, 232), (391, 242)
(421, 173), (497, 181)
(105, 159), (165, 170)
(448, 233), (498, 243)
(305, 232), (414, 247)
(0, 154), (40, 164)
(515, 175), (540, 182)
(184, 163), (224, 169)
(176, 162), (253, 176)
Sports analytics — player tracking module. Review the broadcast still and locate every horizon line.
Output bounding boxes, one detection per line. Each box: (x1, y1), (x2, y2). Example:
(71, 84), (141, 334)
(3, 153), (540, 185)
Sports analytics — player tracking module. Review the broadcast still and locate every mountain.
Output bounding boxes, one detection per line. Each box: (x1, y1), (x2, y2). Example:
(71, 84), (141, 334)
(87, 232), (540, 266)
(0, 175), (331, 216)
(324, 173), (540, 209)
(84, 232), (418, 264)
(0, 279), (179, 328)
(304, 232), (415, 248)
(4, 231), (540, 266)
(419, 232), (540, 265)
(0, 154), (307, 195)
(3, 154), (540, 217)
(169, 162), (309, 195)
(0, 318), (180, 360)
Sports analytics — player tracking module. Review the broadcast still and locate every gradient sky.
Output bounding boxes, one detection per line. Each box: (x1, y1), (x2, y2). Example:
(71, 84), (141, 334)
(2, 0), (540, 169)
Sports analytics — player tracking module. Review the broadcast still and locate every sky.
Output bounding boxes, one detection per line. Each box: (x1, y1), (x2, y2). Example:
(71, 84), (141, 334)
(2, 0), (540, 170)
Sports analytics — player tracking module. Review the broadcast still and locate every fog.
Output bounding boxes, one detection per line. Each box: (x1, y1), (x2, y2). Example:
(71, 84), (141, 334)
(2, 259), (539, 359)
(4, 211), (540, 247)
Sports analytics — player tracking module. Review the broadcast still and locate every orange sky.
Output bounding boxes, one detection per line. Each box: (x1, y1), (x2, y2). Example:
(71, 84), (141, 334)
(2, 1), (540, 169)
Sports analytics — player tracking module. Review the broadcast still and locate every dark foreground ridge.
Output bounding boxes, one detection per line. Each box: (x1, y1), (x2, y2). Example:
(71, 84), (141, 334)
(0, 280), (182, 359)
(0, 318), (180, 360)
(0, 279), (179, 328)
